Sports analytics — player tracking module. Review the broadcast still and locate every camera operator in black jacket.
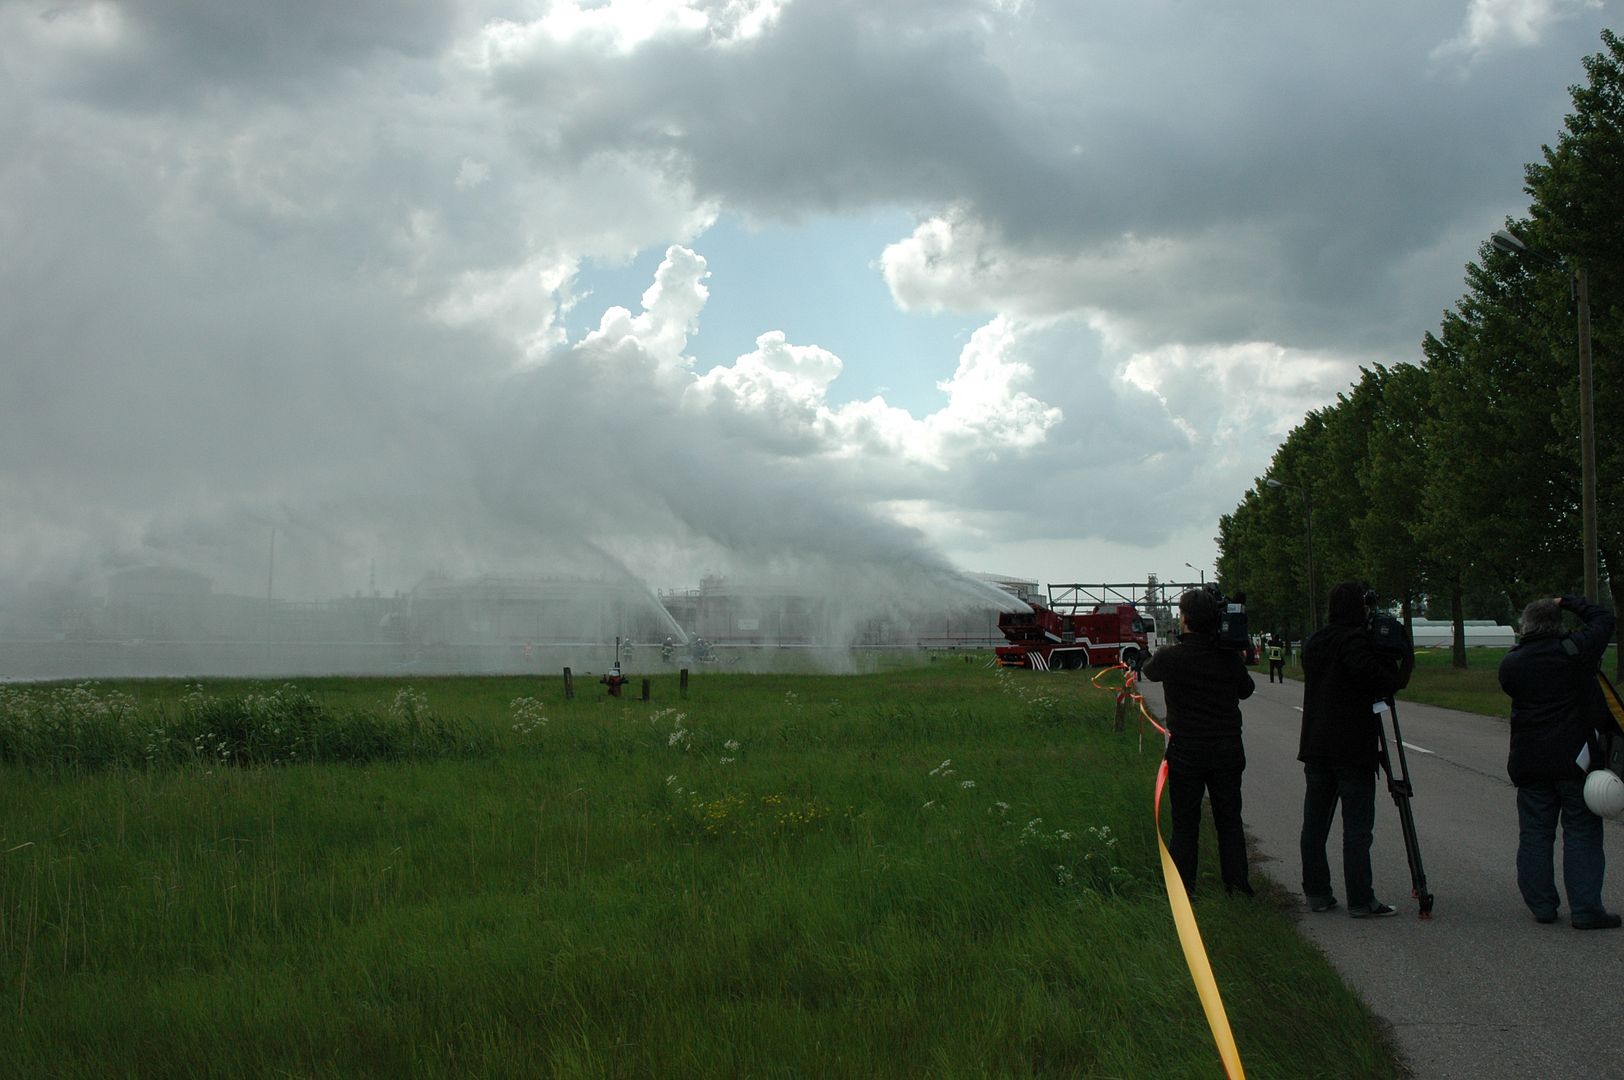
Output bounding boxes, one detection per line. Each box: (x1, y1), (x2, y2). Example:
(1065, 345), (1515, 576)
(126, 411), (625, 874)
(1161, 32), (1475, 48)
(1297, 581), (1414, 918)
(1499, 595), (1618, 929)
(1142, 588), (1257, 896)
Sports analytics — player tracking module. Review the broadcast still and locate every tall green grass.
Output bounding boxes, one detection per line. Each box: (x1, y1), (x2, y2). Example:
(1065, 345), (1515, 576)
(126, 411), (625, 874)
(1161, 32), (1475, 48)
(0, 682), (486, 771)
(1281, 645), (1620, 718)
(1401, 645), (1618, 717)
(0, 661), (1400, 1078)
(1398, 649), (1511, 716)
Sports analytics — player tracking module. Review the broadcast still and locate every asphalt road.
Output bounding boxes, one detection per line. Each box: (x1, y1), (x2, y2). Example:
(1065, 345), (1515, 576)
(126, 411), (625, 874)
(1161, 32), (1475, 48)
(1135, 675), (1624, 1080)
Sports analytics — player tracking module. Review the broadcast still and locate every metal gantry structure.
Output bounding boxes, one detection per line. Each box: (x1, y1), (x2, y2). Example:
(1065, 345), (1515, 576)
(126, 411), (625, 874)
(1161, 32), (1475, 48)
(1045, 577), (1209, 638)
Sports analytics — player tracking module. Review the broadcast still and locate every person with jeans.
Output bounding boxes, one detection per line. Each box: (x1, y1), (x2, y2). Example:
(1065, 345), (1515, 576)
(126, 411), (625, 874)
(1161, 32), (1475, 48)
(1297, 582), (1414, 917)
(1142, 588), (1257, 897)
(1499, 595), (1619, 929)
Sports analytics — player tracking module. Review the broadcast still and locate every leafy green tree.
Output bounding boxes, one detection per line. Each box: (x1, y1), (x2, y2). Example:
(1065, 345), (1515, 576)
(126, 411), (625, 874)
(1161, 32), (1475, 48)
(1219, 31), (1622, 673)
(1352, 364), (1431, 630)
(1520, 28), (1624, 659)
(1419, 241), (1572, 666)
(1218, 481), (1306, 641)
(1261, 416), (1330, 639)
(1316, 372), (1393, 589)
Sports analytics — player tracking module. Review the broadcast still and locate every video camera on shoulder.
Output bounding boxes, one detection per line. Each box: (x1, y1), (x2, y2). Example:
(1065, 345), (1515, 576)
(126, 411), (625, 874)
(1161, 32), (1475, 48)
(1363, 588), (1412, 659)
(1205, 582), (1251, 652)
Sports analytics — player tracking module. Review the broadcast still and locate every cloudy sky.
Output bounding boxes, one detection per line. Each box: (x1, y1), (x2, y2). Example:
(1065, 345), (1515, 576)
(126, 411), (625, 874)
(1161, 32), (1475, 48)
(1, 0), (1614, 610)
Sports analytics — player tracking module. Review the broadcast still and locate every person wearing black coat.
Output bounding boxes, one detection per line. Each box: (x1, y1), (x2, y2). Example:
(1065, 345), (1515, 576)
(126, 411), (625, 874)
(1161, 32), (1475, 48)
(1142, 588), (1256, 896)
(1297, 581), (1413, 918)
(1499, 595), (1619, 929)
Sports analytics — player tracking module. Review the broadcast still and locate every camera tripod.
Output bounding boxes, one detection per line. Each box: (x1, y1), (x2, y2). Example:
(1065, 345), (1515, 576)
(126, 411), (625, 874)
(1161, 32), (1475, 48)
(1374, 696), (1435, 918)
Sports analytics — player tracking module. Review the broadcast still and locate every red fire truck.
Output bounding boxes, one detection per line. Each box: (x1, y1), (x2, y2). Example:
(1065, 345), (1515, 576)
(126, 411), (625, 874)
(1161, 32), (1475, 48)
(995, 599), (1155, 671)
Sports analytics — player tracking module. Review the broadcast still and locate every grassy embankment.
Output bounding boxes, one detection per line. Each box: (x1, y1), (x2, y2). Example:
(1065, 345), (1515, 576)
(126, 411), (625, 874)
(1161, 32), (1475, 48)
(0, 661), (1401, 1078)
(1285, 645), (1620, 717)
(1399, 648), (1513, 716)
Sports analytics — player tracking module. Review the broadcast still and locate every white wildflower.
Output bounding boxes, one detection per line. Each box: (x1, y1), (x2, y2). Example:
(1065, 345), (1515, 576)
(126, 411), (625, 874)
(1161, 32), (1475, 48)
(509, 697), (549, 735)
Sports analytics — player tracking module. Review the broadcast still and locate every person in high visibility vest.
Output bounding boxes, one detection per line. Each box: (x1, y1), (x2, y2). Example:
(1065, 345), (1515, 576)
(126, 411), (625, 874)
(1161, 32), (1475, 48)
(1266, 634), (1286, 683)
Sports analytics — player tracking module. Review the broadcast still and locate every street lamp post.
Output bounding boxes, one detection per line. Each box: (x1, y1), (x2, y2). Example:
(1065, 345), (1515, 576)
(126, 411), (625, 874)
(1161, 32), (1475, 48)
(1266, 479), (1316, 633)
(1490, 229), (1599, 600)
(1184, 562), (1205, 585)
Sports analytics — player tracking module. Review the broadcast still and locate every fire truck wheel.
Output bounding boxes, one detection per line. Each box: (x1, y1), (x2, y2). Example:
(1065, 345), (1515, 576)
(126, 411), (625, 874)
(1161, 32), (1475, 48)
(1121, 647), (1141, 671)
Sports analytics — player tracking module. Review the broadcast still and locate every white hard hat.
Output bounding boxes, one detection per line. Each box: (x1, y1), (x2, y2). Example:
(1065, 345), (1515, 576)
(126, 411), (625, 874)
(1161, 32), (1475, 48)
(1584, 769), (1624, 820)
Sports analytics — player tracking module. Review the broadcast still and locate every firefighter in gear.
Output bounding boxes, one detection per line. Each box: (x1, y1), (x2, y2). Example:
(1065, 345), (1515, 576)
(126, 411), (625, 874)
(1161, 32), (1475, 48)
(1266, 634), (1286, 683)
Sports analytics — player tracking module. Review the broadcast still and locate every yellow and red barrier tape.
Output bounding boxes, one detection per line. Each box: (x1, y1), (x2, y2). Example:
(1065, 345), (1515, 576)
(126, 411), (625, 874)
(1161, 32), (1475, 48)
(1094, 663), (1245, 1079)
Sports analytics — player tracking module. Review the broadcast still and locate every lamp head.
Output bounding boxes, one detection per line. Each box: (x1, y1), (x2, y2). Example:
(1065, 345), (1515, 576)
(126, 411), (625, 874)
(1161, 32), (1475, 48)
(1490, 230), (1528, 257)
(1490, 229), (1563, 268)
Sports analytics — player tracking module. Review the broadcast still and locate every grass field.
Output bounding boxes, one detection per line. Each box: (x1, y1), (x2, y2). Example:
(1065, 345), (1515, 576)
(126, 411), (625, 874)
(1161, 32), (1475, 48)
(0, 659), (1402, 1078)
(1280, 644), (1620, 718)
(1396, 648), (1514, 717)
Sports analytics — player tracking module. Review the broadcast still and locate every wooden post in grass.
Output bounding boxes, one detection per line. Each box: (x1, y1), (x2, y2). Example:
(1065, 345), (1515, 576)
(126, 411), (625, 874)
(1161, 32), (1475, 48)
(563, 667), (574, 700)
(641, 679), (651, 702)
(680, 668), (689, 697)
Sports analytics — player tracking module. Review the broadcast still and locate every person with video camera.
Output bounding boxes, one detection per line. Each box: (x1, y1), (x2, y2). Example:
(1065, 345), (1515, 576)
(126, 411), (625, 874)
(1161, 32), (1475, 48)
(1142, 587), (1257, 897)
(1297, 581), (1414, 917)
(1499, 595), (1618, 929)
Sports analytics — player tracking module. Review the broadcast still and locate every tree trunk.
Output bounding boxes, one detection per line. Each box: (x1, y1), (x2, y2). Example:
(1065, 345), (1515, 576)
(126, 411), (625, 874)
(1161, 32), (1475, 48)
(1451, 583), (1467, 670)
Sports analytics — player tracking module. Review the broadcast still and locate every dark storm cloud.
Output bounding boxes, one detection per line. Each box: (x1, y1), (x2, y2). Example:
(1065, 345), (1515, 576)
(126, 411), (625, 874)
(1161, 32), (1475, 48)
(490, 0), (1052, 220)
(31, 0), (459, 108)
(481, 0), (1610, 354)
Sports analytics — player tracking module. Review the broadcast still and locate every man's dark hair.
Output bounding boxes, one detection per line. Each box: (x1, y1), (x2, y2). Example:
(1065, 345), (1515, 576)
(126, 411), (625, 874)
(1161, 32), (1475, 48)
(1518, 599), (1563, 639)
(1180, 588), (1221, 634)
(1326, 581), (1367, 627)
